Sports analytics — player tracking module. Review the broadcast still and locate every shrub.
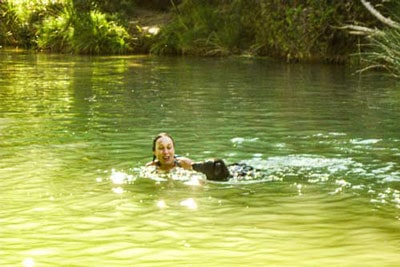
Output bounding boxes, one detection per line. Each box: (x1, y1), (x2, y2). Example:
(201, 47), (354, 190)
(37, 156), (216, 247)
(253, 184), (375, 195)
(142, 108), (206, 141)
(151, 0), (245, 56)
(151, 0), (374, 62)
(3, 0), (131, 54)
(358, 26), (400, 78)
(35, 4), (131, 54)
(36, 5), (73, 52)
(0, 1), (31, 47)
(69, 10), (131, 54)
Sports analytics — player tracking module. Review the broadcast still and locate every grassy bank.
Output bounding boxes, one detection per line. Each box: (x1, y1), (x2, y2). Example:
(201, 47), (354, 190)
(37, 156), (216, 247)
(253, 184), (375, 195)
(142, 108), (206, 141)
(0, 0), (162, 54)
(0, 0), (393, 66)
(351, 0), (400, 78)
(150, 0), (377, 63)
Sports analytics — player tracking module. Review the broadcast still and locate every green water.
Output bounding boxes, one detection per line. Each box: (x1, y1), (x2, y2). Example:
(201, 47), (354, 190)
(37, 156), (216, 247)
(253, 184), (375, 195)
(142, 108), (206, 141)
(0, 50), (399, 267)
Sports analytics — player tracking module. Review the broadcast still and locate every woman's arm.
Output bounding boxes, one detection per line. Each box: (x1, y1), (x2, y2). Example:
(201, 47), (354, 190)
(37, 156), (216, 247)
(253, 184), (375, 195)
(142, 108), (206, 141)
(146, 156), (193, 170)
(175, 157), (193, 170)
(145, 160), (157, 167)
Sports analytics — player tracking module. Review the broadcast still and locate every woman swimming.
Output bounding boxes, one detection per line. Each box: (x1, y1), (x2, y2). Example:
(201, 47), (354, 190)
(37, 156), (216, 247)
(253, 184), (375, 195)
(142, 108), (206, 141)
(146, 132), (231, 181)
(146, 132), (194, 172)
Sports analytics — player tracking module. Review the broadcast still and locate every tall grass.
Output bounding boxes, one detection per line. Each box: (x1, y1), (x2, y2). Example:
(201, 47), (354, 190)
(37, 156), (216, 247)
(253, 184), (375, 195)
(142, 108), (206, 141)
(244, 1), (337, 61)
(360, 28), (400, 78)
(151, 0), (371, 62)
(151, 0), (246, 56)
(0, 2), (17, 47)
(37, 3), (131, 54)
(36, 4), (73, 52)
(76, 11), (131, 54)
(0, 1), (30, 47)
(2, 0), (385, 63)
(354, 1), (400, 78)
(1, 0), (131, 54)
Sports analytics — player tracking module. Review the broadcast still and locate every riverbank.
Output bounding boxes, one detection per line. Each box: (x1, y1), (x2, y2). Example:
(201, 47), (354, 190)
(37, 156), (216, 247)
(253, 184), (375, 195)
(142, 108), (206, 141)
(126, 8), (171, 54)
(0, 0), (396, 67)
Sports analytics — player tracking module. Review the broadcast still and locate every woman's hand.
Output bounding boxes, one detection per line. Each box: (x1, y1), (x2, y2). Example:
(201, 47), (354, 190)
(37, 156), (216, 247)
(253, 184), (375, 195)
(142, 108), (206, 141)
(176, 157), (193, 170)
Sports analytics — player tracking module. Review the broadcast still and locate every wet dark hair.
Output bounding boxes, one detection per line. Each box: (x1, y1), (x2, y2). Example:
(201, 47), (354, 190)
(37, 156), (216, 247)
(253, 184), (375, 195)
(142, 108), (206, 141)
(152, 132), (175, 161)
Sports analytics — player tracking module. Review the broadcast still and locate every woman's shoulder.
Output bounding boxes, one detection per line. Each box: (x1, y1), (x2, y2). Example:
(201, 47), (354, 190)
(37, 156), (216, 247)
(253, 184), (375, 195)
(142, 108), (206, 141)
(145, 161), (157, 167)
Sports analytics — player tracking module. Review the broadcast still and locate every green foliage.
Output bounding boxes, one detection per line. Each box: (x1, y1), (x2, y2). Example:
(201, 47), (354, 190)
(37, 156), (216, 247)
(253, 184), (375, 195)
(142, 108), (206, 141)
(69, 10), (131, 54)
(1, 0), (131, 54)
(0, 1), (20, 47)
(244, 1), (336, 61)
(151, 0), (375, 62)
(37, 2), (131, 54)
(151, 0), (246, 56)
(1, 0), (387, 62)
(0, 1), (40, 48)
(36, 4), (73, 52)
(0, 0), (67, 48)
(92, 0), (137, 18)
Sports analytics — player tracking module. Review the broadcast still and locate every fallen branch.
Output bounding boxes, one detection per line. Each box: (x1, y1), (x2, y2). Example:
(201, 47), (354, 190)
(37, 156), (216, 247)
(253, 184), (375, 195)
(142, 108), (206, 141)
(360, 0), (400, 29)
(335, 25), (384, 36)
(355, 64), (386, 73)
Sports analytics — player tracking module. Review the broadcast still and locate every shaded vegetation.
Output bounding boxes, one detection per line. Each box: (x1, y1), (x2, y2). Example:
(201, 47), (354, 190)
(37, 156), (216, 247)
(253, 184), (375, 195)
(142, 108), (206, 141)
(0, 0), (138, 53)
(151, 0), (377, 63)
(1, 0), (398, 70)
(362, 28), (400, 78)
(345, 0), (400, 78)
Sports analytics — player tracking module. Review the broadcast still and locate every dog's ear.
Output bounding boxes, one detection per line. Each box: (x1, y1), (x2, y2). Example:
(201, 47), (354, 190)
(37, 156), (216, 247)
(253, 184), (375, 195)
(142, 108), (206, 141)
(212, 159), (230, 181)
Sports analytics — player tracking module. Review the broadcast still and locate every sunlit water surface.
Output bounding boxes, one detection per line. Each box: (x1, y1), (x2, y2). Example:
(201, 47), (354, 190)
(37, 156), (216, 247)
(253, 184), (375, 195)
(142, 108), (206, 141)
(0, 50), (399, 266)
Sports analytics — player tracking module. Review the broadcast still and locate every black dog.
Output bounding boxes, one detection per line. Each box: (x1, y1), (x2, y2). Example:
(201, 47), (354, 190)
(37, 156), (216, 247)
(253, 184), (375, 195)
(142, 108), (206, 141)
(192, 159), (230, 181)
(192, 159), (259, 181)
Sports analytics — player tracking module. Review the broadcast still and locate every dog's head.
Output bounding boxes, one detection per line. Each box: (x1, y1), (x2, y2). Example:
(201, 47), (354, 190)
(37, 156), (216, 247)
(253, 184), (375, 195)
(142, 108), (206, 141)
(192, 159), (230, 181)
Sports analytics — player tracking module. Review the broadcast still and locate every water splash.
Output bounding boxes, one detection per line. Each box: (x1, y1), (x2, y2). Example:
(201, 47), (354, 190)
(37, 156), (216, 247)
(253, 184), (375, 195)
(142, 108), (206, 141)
(105, 169), (136, 194)
(22, 258), (35, 267)
(135, 155), (358, 185)
(350, 138), (381, 145)
(137, 166), (205, 186)
(244, 154), (355, 170)
(230, 137), (259, 148)
(370, 187), (400, 209)
(240, 154), (358, 184)
(180, 198), (198, 209)
(110, 169), (135, 184)
(156, 200), (167, 209)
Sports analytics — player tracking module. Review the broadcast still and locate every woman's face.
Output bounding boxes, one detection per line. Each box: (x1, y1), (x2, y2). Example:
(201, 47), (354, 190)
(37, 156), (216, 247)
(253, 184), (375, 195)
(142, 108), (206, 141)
(154, 136), (175, 166)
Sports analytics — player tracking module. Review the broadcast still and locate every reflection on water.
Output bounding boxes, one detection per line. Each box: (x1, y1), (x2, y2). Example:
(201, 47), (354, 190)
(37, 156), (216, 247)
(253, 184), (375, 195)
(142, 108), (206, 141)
(0, 50), (399, 266)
